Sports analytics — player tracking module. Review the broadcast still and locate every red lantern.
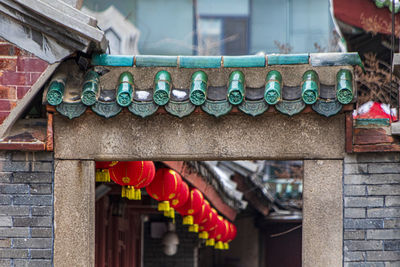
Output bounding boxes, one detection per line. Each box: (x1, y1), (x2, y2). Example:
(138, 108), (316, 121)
(205, 227), (218, 246)
(188, 201), (208, 233)
(223, 222), (237, 249)
(215, 217), (229, 250)
(146, 168), (182, 211)
(165, 181), (189, 219)
(109, 161), (155, 200)
(198, 207), (218, 239)
(176, 188), (204, 225)
(95, 161), (118, 182)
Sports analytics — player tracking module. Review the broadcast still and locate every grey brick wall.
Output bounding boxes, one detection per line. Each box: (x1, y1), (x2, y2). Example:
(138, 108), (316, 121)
(0, 151), (53, 267)
(143, 216), (199, 267)
(344, 153), (400, 267)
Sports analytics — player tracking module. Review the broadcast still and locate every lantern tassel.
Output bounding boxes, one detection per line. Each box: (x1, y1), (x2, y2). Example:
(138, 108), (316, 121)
(224, 243), (229, 250)
(199, 231), (209, 239)
(158, 201), (170, 211)
(95, 169), (110, 182)
(164, 208), (175, 219)
(205, 238), (215, 246)
(189, 224), (199, 233)
(122, 186), (137, 200)
(182, 215), (194, 225)
(215, 241), (224, 250)
(135, 189), (141, 200)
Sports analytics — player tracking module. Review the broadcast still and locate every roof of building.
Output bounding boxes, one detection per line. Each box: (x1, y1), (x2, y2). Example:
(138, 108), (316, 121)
(0, 0), (107, 63)
(44, 53), (360, 119)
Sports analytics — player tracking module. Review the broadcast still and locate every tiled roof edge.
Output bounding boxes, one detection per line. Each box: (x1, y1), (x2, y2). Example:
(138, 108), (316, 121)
(92, 52), (362, 68)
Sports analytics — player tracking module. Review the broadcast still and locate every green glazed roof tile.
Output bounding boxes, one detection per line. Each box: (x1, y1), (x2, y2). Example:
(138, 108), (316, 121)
(135, 55), (178, 67)
(310, 53), (362, 67)
(179, 56), (222, 68)
(267, 54), (309, 65)
(223, 55), (266, 68)
(92, 54), (134, 66)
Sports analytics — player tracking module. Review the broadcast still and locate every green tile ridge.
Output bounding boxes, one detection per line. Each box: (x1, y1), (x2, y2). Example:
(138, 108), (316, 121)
(223, 55), (265, 68)
(91, 53), (362, 69)
(179, 56), (221, 68)
(310, 53), (363, 69)
(92, 54), (134, 66)
(267, 54), (309, 65)
(135, 55), (178, 67)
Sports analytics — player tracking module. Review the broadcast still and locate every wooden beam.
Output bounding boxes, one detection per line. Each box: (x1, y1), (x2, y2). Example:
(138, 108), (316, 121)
(353, 144), (400, 153)
(46, 112), (54, 151)
(163, 161), (237, 221)
(345, 112), (353, 153)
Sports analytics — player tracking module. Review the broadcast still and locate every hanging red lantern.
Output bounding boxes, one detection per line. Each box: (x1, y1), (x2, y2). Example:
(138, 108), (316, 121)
(215, 220), (230, 249)
(205, 227), (218, 246)
(188, 201), (208, 233)
(215, 217), (229, 250)
(164, 181), (190, 219)
(109, 161), (155, 200)
(146, 168), (182, 211)
(223, 222), (237, 249)
(95, 161), (118, 182)
(198, 207), (218, 239)
(176, 188), (204, 225)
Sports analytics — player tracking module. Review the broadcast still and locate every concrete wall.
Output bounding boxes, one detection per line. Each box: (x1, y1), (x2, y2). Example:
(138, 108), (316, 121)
(0, 151), (53, 267)
(344, 153), (400, 267)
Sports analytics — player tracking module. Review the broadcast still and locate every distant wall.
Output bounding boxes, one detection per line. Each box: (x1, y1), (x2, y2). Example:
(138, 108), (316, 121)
(0, 151), (53, 267)
(143, 216), (198, 267)
(344, 153), (400, 267)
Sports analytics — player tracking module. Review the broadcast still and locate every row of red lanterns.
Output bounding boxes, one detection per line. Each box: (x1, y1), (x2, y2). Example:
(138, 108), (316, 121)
(95, 161), (237, 250)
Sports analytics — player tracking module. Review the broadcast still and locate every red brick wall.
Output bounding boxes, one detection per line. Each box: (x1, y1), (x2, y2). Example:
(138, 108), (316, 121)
(0, 38), (48, 124)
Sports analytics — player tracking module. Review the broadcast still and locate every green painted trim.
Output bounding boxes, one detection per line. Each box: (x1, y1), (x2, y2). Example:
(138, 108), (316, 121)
(301, 70), (319, 105)
(312, 99), (342, 117)
(355, 118), (390, 127)
(153, 71), (171, 106)
(190, 71), (208, 106)
(91, 54), (134, 66)
(223, 56), (265, 68)
(264, 70), (282, 105)
(129, 101), (159, 118)
(179, 56), (221, 68)
(373, 0), (400, 13)
(81, 71), (99, 106)
(267, 54), (309, 65)
(47, 80), (65, 106)
(238, 99), (269, 116)
(201, 99), (232, 117)
(117, 72), (134, 107)
(336, 69), (354, 104)
(227, 71), (245, 105)
(165, 100), (196, 118)
(135, 55), (178, 67)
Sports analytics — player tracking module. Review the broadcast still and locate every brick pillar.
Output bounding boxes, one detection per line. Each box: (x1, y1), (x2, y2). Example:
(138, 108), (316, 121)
(344, 153), (400, 267)
(0, 151), (53, 267)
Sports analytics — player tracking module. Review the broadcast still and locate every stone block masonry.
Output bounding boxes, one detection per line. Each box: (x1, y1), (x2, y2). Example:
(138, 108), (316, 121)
(0, 151), (53, 267)
(344, 153), (400, 267)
